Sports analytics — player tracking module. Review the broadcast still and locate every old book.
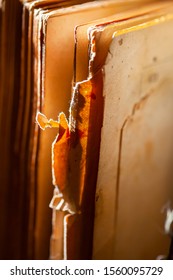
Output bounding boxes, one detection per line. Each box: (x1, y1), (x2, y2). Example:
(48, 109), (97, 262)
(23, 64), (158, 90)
(1, 0), (173, 260)
(36, 0), (173, 260)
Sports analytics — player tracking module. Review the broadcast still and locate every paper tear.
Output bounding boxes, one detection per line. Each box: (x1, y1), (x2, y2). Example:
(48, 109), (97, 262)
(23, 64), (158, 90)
(36, 111), (77, 214)
(49, 185), (76, 214)
(36, 112), (59, 130)
(49, 192), (75, 214)
(88, 27), (98, 78)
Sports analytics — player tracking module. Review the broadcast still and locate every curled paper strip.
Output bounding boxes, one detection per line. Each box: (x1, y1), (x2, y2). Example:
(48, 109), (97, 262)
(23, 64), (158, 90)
(36, 111), (76, 214)
(36, 112), (59, 130)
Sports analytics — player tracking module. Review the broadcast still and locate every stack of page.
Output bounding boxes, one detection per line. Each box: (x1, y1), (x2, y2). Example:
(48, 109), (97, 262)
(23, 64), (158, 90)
(0, 0), (173, 260)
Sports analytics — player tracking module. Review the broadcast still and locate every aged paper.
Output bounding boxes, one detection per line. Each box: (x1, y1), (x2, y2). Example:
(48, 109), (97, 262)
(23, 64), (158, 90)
(93, 19), (173, 259)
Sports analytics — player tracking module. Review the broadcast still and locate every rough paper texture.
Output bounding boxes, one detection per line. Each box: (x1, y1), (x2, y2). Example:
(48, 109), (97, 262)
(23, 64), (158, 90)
(93, 19), (173, 259)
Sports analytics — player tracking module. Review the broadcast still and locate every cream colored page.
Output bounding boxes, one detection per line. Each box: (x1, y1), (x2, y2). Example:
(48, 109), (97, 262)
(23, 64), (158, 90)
(37, 1), (138, 260)
(93, 19), (173, 259)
